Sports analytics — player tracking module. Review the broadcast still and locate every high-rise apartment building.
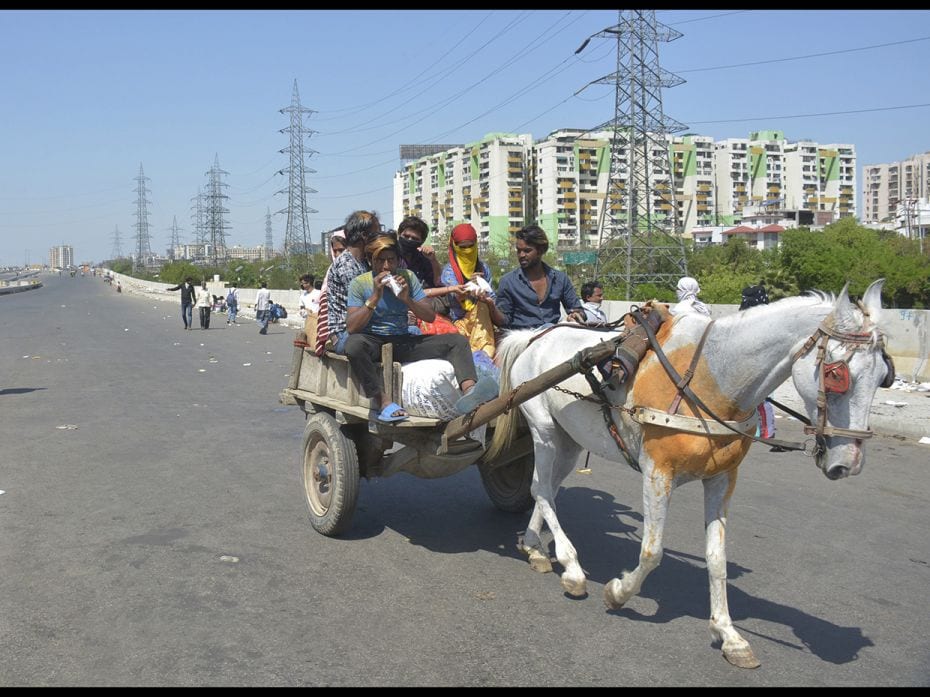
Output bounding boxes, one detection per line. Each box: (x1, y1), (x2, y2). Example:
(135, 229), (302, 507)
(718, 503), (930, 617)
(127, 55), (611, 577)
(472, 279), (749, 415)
(862, 152), (930, 225)
(49, 245), (74, 269)
(714, 131), (856, 228)
(531, 129), (611, 251)
(395, 130), (857, 252)
(671, 134), (716, 233)
(394, 133), (532, 254)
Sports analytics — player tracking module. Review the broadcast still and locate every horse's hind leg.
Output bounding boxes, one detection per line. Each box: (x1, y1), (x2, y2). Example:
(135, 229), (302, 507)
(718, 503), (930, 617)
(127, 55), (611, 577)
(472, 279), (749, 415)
(525, 413), (586, 596)
(518, 504), (553, 573)
(605, 466), (671, 609)
(703, 471), (760, 669)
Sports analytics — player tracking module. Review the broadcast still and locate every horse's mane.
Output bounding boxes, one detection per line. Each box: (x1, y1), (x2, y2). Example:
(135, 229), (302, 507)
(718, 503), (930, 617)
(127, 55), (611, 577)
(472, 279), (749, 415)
(718, 289), (884, 344)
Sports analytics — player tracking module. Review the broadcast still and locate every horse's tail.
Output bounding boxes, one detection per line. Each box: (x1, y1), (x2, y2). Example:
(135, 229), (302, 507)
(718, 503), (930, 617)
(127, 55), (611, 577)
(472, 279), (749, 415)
(484, 329), (535, 463)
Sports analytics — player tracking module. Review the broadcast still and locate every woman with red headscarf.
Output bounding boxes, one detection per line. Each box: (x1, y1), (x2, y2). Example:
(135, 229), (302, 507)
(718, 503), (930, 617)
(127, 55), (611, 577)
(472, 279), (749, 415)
(440, 223), (505, 358)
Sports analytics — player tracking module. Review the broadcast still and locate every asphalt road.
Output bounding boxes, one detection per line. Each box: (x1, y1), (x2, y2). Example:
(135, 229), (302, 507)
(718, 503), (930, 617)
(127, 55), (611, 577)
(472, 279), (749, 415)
(1, 274), (928, 686)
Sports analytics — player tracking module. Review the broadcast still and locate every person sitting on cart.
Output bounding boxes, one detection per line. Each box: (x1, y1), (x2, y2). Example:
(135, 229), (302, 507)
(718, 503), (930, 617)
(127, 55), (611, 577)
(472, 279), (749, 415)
(495, 224), (586, 329)
(343, 234), (499, 424)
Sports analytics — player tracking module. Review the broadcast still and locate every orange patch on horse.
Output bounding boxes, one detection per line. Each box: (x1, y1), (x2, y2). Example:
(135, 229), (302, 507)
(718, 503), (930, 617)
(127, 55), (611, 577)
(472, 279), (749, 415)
(632, 330), (754, 480)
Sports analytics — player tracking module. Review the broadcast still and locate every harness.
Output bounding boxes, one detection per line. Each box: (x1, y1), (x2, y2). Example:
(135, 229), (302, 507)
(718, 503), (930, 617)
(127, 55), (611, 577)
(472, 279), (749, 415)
(499, 300), (893, 471)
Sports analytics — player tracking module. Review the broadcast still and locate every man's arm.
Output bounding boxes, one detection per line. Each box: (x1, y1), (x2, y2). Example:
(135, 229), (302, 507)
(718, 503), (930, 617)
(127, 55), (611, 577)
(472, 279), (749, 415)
(397, 272), (434, 323)
(494, 276), (513, 327)
(346, 275), (382, 334)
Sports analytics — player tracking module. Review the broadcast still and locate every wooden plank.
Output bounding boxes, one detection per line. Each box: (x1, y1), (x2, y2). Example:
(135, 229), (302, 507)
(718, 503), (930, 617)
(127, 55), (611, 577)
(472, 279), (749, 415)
(381, 342), (394, 405)
(284, 389), (442, 428)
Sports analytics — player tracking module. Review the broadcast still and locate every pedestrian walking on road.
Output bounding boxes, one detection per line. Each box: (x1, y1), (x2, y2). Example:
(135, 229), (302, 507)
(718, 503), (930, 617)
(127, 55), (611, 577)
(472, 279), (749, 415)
(255, 281), (272, 335)
(226, 284), (239, 325)
(167, 277), (197, 330)
(196, 283), (212, 329)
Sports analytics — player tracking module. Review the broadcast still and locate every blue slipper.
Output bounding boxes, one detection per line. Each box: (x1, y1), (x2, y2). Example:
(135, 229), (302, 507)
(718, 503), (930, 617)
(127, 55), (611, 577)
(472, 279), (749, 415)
(454, 376), (499, 415)
(377, 402), (409, 423)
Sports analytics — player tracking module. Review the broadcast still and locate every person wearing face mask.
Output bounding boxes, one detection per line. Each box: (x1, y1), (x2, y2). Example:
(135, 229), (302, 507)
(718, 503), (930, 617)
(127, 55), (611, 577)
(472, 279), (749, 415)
(396, 216), (466, 338)
(440, 222), (504, 358)
(395, 215), (441, 290)
(580, 281), (608, 325)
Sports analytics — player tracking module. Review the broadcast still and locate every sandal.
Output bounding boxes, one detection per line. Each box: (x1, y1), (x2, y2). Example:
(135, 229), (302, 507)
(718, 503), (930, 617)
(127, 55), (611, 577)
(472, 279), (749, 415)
(377, 402), (409, 423)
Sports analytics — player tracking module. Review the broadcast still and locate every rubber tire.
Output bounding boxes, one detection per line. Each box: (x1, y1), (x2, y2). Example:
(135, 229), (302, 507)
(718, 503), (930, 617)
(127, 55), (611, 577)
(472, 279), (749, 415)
(478, 453), (535, 513)
(301, 412), (360, 536)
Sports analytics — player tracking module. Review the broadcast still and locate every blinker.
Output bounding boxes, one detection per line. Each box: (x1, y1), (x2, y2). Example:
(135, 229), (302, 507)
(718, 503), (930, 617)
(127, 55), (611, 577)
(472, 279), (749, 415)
(823, 361), (850, 394)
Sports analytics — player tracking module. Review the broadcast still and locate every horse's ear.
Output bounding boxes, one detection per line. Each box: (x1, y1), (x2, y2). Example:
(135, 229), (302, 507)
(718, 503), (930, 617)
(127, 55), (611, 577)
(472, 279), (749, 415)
(834, 282), (855, 324)
(862, 278), (885, 323)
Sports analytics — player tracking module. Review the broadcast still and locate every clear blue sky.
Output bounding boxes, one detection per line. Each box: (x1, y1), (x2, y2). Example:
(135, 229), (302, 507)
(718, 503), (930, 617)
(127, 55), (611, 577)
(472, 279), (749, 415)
(2, 9), (929, 266)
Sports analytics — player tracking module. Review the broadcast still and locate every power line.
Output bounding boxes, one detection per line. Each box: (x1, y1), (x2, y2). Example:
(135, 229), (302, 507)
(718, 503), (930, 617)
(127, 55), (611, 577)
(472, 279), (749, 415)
(317, 11), (532, 136)
(317, 11), (584, 151)
(311, 11), (498, 119)
(675, 35), (930, 73)
(688, 102), (930, 125)
(662, 10), (748, 25)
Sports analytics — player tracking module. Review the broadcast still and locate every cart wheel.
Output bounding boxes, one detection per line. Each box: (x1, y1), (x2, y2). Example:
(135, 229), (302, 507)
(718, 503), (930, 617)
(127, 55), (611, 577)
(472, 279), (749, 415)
(478, 453), (534, 513)
(301, 412), (360, 536)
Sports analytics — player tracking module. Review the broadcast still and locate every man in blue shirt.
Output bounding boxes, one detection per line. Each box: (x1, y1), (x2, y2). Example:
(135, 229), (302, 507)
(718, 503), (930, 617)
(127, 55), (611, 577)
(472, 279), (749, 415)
(344, 235), (498, 423)
(495, 224), (586, 329)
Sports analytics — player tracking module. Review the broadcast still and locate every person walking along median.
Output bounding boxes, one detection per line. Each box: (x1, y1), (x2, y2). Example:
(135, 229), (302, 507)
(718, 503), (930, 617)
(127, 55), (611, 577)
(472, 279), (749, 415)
(255, 281), (272, 335)
(167, 277), (197, 330)
(195, 282), (212, 329)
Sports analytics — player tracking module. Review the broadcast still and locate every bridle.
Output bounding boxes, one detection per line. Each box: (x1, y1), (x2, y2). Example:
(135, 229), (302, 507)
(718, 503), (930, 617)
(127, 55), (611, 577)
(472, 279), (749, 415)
(790, 305), (894, 453)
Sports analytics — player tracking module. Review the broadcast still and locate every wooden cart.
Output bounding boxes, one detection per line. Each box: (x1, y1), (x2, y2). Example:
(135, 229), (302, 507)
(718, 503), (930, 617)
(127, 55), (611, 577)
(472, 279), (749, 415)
(280, 340), (536, 536)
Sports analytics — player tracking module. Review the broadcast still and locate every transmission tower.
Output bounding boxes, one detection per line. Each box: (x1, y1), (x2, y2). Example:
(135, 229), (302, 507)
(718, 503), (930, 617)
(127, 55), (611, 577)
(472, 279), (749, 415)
(276, 79), (317, 270)
(190, 187), (206, 261)
(111, 225), (123, 259)
(578, 10), (689, 299)
(265, 207), (274, 260)
(204, 154), (231, 267)
(132, 163), (153, 266)
(167, 216), (182, 260)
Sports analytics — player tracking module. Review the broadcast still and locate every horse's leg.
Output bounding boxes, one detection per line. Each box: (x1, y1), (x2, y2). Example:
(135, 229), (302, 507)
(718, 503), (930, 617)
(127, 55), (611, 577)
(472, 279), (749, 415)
(703, 471), (760, 669)
(604, 466), (670, 608)
(523, 406), (587, 596)
(518, 503), (553, 573)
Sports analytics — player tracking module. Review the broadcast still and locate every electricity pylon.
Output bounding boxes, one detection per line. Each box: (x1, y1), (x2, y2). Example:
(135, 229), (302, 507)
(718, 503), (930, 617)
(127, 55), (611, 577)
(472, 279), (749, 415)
(265, 207), (274, 260)
(204, 154), (230, 267)
(577, 10), (689, 299)
(132, 163), (153, 267)
(167, 216), (182, 260)
(111, 225), (123, 259)
(277, 79), (317, 271)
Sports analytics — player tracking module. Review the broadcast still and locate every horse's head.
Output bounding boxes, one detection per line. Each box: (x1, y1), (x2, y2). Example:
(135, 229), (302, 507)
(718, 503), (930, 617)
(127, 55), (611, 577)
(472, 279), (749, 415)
(791, 279), (893, 480)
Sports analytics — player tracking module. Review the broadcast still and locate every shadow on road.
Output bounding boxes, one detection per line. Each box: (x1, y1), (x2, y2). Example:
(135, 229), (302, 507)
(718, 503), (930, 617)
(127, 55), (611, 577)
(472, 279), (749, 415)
(349, 474), (873, 666)
(0, 386), (47, 395)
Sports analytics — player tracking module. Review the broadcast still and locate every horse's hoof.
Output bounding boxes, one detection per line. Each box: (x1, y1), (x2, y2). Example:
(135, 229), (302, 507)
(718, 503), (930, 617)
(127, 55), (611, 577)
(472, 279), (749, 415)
(528, 550), (553, 574)
(519, 545), (553, 574)
(723, 647), (761, 669)
(560, 574), (587, 597)
(603, 578), (625, 609)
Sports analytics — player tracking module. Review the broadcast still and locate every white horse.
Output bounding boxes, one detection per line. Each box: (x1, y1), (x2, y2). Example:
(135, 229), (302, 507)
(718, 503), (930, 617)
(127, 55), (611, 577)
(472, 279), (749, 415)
(485, 280), (892, 668)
